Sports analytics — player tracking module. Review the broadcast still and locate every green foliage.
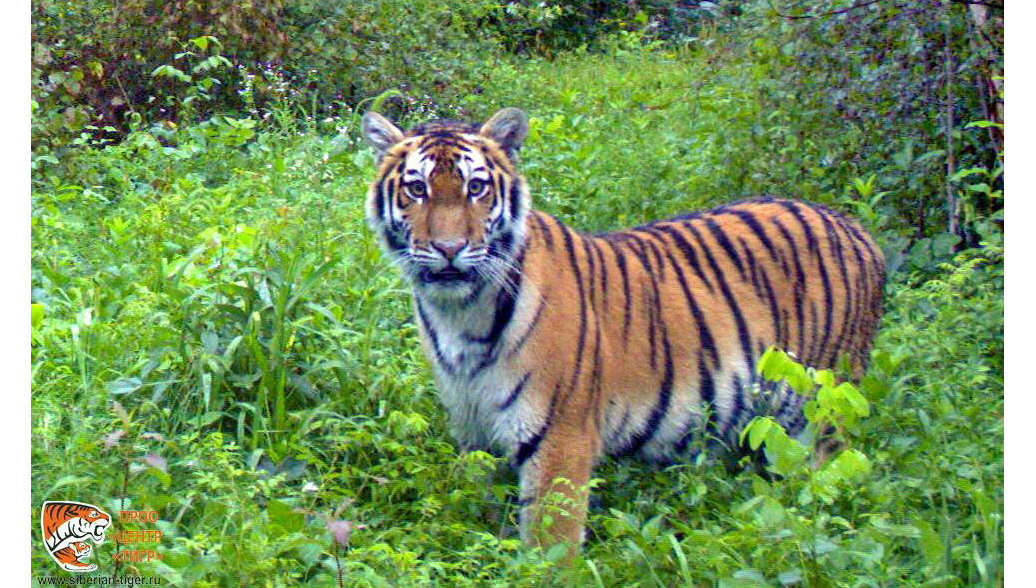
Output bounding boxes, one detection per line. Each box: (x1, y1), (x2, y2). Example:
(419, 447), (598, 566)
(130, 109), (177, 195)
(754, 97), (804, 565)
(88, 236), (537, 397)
(745, 348), (872, 483)
(738, 0), (1003, 251)
(32, 3), (1002, 584)
(31, 0), (736, 152)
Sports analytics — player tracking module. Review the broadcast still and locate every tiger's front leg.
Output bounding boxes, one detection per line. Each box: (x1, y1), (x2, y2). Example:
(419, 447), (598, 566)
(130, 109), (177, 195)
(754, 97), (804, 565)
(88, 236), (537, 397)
(516, 423), (598, 559)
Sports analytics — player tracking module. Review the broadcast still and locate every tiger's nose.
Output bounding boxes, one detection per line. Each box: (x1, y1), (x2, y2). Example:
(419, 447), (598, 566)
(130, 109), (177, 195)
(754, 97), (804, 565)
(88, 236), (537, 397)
(430, 239), (467, 261)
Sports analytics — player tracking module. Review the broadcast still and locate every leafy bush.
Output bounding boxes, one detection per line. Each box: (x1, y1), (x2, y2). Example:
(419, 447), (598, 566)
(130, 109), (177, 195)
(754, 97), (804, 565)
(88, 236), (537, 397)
(731, 0), (1003, 248)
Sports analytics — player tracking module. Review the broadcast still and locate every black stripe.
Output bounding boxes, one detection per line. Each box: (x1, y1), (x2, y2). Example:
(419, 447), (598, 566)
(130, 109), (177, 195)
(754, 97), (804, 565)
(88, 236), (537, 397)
(585, 313), (604, 430)
(583, 238), (597, 314)
(771, 217), (806, 357)
(616, 233), (664, 370)
(602, 238), (632, 345)
(808, 302), (820, 365)
(638, 231), (667, 282)
(740, 238), (781, 347)
(394, 179), (410, 211)
(644, 280), (657, 371)
(685, 221), (754, 364)
(656, 224), (715, 294)
(591, 238), (609, 314)
(559, 224), (589, 407)
(777, 201), (818, 253)
(704, 217), (746, 283)
(818, 211), (853, 366)
(509, 181), (522, 222)
(515, 425), (546, 468)
(515, 382), (560, 468)
(487, 228), (515, 261)
(384, 225), (407, 253)
(778, 248), (791, 278)
(756, 256), (782, 349)
(616, 233), (654, 275)
(483, 278), (519, 344)
(506, 299), (545, 359)
(469, 249), (525, 375)
(494, 174), (505, 212)
(741, 237), (765, 299)
(721, 372), (746, 440)
(416, 299), (457, 375)
(722, 208), (779, 262)
(805, 224), (835, 363)
(659, 246), (719, 367)
(533, 213), (555, 251)
(831, 215), (869, 364)
(779, 202), (834, 365)
(499, 372), (531, 410)
(619, 327), (674, 456)
(372, 175), (387, 223)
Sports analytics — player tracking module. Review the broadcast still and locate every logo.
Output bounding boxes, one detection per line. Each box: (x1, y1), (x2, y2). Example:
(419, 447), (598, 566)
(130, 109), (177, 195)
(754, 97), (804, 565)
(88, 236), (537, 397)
(41, 501), (111, 572)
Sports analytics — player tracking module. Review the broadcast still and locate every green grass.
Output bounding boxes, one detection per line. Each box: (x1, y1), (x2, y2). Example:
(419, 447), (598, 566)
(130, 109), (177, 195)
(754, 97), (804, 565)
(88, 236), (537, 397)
(31, 37), (1002, 586)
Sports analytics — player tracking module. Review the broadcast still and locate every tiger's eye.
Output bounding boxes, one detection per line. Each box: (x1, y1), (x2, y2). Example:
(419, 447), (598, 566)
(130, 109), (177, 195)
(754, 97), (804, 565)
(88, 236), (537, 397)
(407, 181), (427, 198)
(468, 178), (486, 197)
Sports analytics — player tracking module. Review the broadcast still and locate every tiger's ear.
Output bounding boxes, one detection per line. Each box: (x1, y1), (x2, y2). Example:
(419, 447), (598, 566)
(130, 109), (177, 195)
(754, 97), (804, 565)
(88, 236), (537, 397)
(362, 112), (405, 162)
(480, 107), (527, 158)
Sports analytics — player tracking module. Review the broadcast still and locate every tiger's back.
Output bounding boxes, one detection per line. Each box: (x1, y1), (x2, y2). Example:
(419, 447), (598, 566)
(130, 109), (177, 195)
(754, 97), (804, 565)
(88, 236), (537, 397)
(520, 197), (884, 463)
(361, 108), (884, 556)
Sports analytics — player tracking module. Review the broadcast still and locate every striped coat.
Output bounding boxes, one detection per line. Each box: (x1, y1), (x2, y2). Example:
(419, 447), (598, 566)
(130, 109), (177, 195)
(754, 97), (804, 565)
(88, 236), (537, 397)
(362, 108), (885, 555)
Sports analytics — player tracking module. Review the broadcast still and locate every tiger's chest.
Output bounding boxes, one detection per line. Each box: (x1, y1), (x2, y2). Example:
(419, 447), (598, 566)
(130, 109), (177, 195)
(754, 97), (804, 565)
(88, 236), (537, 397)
(433, 363), (536, 455)
(413, 285), (544, 457)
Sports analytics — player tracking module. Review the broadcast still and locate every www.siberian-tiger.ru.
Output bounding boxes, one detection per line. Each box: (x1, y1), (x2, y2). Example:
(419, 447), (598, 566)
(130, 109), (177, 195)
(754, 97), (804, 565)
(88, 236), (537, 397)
(361, 107), (885, 556)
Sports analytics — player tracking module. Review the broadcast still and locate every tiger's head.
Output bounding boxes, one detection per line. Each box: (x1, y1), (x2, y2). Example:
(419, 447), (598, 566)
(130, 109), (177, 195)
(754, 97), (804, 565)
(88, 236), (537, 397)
(362, 108), (530, 304)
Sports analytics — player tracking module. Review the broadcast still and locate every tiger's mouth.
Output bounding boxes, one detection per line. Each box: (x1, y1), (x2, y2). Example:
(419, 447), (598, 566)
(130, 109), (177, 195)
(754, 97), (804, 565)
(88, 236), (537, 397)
(419, 267), (478, 284)
(91, 519), (110, 540)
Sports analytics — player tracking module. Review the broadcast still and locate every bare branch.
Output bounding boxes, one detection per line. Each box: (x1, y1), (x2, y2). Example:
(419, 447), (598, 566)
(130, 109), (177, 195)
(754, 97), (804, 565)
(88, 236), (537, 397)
(768, 0), (884, 20)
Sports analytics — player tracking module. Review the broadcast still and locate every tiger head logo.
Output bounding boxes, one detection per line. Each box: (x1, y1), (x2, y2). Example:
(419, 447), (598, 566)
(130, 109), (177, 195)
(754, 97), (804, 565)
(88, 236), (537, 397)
(41, 501), (110, 572)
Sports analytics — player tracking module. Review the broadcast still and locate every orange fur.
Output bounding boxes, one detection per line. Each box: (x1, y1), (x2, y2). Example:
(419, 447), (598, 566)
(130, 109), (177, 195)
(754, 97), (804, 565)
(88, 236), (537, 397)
(362, 108), (885, 556)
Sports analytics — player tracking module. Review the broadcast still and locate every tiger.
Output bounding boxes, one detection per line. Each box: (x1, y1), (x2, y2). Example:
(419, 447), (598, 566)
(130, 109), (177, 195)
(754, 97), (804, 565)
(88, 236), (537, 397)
(52, 542), (93, 572)
(361, 107), (885, 555)
(40, 500), (110, 572)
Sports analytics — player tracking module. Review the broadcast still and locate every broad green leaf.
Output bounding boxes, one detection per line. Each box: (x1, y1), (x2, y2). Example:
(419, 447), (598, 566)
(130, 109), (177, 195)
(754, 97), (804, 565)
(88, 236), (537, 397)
(814, 369), (835, 388)
(838, 383), (870, 416)
(965, 120), (1002, 129)
(914, 518), (944, 570)
(268, 499), (304, 534)
(188, 411), (225, 428)
(107, 377), (143, 395)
